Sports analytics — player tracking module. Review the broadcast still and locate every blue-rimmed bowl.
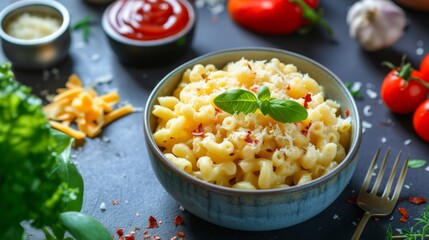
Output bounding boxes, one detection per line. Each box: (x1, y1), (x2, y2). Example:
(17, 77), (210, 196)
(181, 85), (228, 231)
(143, 47), (362, 231)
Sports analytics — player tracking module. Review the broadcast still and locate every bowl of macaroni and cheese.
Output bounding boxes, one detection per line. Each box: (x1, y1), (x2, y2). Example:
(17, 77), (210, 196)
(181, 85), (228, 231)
(143, 48), (362, 231)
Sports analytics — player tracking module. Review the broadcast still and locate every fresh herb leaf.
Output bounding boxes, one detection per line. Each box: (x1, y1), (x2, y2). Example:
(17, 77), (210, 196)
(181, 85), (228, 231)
(0, 62), (75, 233)
(345, 82), (362, 99)
(214, 87), (307, 123)
(408, 159), (427, 169)
(265, 98), (308, 123)
(386, 205), (429, 239)
(72, 15), (92, 42)
(0, 63), (107, 240)
(214, 89), (258, 115)
(257, 86), (271, 101)
(59, 212), (111, 240)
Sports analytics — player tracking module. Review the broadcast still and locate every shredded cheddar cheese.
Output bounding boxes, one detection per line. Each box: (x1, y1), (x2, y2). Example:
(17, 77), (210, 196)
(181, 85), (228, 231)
(44, 74), (134, 140)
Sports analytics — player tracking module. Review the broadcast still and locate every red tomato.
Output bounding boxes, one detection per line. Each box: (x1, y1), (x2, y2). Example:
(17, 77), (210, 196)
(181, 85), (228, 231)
(419, 53), (429, 81)
(380, 64), (429, 114)
(413, 99), (429, 142)
(227, 0), (324, 35)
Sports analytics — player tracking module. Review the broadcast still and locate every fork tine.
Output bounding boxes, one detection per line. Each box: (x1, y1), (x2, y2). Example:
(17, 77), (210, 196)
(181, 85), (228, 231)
(360, 147), (381, 193)
(391, 155), (409, 203)
(381, 151), (402, 198)
(369, 148), (391, 195)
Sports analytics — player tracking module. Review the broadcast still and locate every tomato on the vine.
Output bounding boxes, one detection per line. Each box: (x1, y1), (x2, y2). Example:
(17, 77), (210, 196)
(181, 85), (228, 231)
(380, 63), (429, 114)
(227, 0), (333, 36)
(419, 53), (429, 81)
(413, 99), (429, 142)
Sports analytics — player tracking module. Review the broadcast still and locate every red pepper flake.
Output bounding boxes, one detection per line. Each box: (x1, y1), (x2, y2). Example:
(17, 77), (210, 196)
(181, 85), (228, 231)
(153, 236), (161, 240)
(191, 123), (204, 137)
(251, 86), (258, 93)
(400, 216), (408, 223)
(301, 122), (312, 136)
(178, 232), (185, 237)
(134, 226), (140, 231)
(303, 93), (312, 109)
(215, 108), (221, 115)
(373, 216), (380, 221)
(346, 195), (357, 204)
(266, 149), (273, 153)
(143, 230), (148, 234)
(112, 200), (119, 205)
(174, 215), (184, 226)
(229, 153), (235, 156)
(408, 196), (426, 205)
(286, 84), (291, 90)
(124, 235), (135, 240)
(116, 228), (124, 237)
(171, 237), (177, 240)
(245, 131), (258, 144)
(196, 87), (201, 91)
(147, 215), (159, 229)
(398, 207), (409, 219)
(345, 109), (350, 117)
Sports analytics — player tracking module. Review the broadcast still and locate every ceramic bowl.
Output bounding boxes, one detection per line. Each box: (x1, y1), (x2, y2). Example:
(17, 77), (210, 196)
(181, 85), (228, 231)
(101, 0), (196, 66)
(143, 48), (362, 231)
(0, 0), (71, 70)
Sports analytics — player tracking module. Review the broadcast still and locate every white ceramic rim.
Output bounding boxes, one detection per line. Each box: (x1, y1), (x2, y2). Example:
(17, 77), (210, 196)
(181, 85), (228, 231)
(0, 0), (70, 45)
(144, 47), (362, 196)
(102, 0), (195, 46)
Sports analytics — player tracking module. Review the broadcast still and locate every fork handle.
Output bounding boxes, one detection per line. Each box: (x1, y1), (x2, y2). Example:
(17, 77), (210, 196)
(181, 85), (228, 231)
(351, 211), (372, 240)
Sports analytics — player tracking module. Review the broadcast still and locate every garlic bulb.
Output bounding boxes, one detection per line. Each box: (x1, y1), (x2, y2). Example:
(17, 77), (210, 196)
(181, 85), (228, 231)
(347, 0), (407, 51)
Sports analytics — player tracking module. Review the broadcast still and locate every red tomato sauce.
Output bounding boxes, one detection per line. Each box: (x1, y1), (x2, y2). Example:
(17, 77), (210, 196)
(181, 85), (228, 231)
(108, 0), (190, 41)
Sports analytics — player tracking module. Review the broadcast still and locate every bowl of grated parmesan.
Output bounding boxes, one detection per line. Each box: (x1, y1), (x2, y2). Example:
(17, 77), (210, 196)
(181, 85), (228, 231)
(0, 0), (71, 69)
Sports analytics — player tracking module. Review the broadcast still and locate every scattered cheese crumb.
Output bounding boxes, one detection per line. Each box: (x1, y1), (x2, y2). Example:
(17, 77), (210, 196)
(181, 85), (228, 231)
(381, 137), (387, 143)
(404, 184), (410, 189)
(366, 89), (378, 99)
(100, 202), (106, 211)
(179, 205), (185, 211)
(363, 105), (372, 117)
(425, 165), (429, 172)
(333, 214), (340, 220)
(95, 74), (113, 84)
(91, 53), (100, 62)
(404, 139), (412, 146)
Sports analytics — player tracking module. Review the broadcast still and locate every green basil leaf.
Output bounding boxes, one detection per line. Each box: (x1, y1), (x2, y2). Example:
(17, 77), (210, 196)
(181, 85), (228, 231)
(266, 99), (308, 123)
(51, 129), (73, 155)
(408, 159), (427, 169)
(51, 129), (84, 212)
(1, 225), (24, 240)
(59, 212), (111, 240)
(214, 89), (258, 114)
(257, 86), (270, 101)
(50, 224), (66, 240)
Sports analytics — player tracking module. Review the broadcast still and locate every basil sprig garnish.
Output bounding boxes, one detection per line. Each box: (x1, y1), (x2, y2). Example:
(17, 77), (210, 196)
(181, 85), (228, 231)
(214, 86), (308, 123)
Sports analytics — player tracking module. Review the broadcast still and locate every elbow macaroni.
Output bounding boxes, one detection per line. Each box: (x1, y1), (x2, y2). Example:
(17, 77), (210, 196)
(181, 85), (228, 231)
(152, 58), (352, 189)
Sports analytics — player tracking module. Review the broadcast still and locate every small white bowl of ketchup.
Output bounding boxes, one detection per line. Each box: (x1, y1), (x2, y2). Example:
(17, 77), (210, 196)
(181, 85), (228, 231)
(102, 0), (196, 66)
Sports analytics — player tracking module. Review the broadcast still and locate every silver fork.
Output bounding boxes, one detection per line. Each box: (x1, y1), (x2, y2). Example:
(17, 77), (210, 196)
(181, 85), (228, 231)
(351, 147), (409, 240)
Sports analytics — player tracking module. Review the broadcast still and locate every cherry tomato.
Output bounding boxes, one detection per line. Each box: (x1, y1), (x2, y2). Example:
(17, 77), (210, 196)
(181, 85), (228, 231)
(227, 0), (332, 35)
(419, 53), (429, 81)
(380, 63), (429, 114)
(413, 99), (429, 142)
